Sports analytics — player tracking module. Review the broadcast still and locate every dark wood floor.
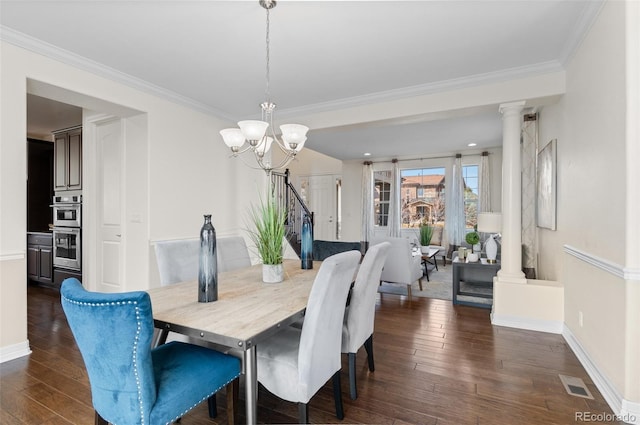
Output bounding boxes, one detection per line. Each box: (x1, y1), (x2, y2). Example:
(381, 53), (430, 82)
(1, 284), (623, 424)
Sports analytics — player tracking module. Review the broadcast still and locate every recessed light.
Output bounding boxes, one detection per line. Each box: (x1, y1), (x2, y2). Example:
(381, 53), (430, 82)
(364, 152), (371, 156)
(467, 143), (477, 147)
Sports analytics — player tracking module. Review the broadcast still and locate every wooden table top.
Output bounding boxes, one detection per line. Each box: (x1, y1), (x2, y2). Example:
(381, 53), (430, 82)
(147, 259), (319, 350)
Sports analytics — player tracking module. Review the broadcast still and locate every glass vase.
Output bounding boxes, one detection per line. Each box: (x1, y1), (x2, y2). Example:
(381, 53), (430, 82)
(301, 213), (313, 269)
(198, 214), (218, 302)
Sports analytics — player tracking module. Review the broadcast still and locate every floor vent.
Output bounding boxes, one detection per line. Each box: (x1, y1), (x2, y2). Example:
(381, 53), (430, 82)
(559, 374), (594, 399)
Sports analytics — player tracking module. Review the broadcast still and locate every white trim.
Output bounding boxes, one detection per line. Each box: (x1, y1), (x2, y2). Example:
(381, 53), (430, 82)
(0, 25), (561, 123)
(563, 325), (640, 425)
(0, 340), (31, 363)
(0, 251), (25, 261)
(0, 25), (234, 121)
(490, 313), (563, 334)
(564, 245), (640, 280)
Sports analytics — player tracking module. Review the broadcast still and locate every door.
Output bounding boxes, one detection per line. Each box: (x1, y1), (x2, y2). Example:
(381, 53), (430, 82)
(307, 175), (339, 241)
(95, 118), (124, 292)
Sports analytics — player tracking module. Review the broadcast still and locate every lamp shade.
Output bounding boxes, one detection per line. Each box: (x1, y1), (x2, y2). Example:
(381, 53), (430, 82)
(477, 212), (502, 233)
(219, 128), (246, 149)
(238, 120), (269, 142)
(254, 136), (273, 156)
(280, 124), (309, 149)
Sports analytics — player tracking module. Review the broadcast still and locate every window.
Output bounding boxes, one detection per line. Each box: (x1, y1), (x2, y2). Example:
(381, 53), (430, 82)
(463, 165), (479, 229)
(374, 171), (391, 227)
(399, 167), (445, 228)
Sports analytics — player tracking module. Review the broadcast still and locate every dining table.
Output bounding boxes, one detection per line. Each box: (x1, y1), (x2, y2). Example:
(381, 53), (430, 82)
(147, 259), (319, 425)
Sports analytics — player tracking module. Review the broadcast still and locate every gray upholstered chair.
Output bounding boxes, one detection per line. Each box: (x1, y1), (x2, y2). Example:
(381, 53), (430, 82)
(372, 236), (423, 301)
(217, 236), (251, 272)
(154, 236), (251, 286)
(60, 278), (241, 425)
(256, 250), (361, 424)
(341, 241), (390, 400)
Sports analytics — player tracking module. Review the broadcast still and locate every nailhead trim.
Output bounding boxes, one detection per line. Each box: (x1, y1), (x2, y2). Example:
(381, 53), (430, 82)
(165, 375), (239, 425)
(62, 296), (146, 424)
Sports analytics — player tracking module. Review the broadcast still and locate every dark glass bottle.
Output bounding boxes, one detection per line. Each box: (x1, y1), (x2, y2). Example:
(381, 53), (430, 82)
(198, 214), (218, 302)
(301, 214), (313, 269)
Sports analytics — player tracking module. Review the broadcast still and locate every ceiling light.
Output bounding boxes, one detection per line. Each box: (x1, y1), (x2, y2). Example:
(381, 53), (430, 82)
(364, 152), (371, 157)
(219, 0), (308, 173)
(467, 143), (477, 147)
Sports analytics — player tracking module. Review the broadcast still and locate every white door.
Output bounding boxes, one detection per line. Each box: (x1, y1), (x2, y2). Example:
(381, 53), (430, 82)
(308, 175), (339, 241)
(95, 118), (124, 292)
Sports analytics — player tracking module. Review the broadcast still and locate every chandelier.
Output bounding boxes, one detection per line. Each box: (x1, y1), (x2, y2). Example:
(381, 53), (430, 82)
(219, 0), (308, 173)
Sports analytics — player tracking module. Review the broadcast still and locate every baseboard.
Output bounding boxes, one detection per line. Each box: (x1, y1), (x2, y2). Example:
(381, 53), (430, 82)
(563, 325), (640, 425)
(490, 313), (563, 334)
(0, 340), (31, 363)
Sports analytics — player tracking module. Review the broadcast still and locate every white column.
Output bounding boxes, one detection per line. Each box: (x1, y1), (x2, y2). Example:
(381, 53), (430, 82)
(497, 101), (527, 284)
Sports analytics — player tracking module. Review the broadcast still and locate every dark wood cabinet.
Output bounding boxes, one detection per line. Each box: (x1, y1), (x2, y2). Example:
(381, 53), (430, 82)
(27, 233), (53, 286)
(54, 127), (82, 191)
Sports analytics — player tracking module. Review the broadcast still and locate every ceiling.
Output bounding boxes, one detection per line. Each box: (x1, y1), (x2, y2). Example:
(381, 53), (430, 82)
(1, 1), (603, 160)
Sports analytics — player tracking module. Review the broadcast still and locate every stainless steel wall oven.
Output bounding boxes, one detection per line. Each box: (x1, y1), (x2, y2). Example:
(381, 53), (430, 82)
(51, 194), (82, 272)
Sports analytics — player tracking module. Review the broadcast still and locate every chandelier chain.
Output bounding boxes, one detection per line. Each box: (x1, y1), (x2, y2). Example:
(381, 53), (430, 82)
(265, 7), (271, 103)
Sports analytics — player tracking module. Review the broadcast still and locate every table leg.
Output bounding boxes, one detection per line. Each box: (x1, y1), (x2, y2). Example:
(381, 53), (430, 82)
(244, 346), (258, 425)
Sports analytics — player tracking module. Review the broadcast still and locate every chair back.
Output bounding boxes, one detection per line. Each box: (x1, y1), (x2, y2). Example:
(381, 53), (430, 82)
(298, 250), (361, 400)
(372, 236), (421, 284)
(60, 278), (156, 424)
(155, 236), (252, 286)
(217, 236), (251, 273)
(343, 241), (390, 353)
(154, 239), (199, 286)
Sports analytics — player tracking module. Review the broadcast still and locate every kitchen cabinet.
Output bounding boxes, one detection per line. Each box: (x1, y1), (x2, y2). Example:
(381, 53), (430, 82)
(27, 233), (53, 286)
(54, 126), (82, 191)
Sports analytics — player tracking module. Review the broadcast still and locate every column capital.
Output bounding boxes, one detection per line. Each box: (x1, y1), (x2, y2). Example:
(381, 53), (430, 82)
(499, 101), (526, 116)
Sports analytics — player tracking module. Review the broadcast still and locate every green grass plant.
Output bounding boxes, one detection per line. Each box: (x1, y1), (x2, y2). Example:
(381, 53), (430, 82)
(247, 192), (287, 265)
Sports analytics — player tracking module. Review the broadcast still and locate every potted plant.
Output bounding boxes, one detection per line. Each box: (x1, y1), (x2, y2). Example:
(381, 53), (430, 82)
(247, 193), (287, 283)
(419, 224), (433, 253)
(465, 229), (481, 253)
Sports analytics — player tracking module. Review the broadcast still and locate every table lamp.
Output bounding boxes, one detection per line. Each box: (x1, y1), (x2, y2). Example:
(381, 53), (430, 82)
(477, 212), (502, 263)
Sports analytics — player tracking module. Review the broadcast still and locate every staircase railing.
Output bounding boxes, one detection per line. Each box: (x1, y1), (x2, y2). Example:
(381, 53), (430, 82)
(271, 169), (313, 257)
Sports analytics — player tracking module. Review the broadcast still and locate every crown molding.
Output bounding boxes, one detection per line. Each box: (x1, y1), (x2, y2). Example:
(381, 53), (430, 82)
(0, 25), (235, 122)
(274, 60), (564, 120)
(2, 22), (569, 124)
(557, 0), (606, 66)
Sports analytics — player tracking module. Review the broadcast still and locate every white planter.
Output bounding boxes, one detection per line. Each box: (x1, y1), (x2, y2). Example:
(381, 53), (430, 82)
(262, 264), (284, 283)
(473, 243), (481, 253)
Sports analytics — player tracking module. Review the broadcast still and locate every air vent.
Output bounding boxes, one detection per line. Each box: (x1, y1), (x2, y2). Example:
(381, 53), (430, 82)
(559, 374), (594, 399)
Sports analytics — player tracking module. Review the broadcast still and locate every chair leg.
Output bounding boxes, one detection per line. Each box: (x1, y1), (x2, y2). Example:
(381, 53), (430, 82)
(332, 370), (345, 420)
(418, 277), (423, 290)
(226, 379), (238, 425)
(298, 402), (309, 424)
(207, 395), (217, 419)
(348, 352), (357, 400)
(407, 284), (412, 301)
(364, 334), (375, 372)
(95, 412), (108, 425)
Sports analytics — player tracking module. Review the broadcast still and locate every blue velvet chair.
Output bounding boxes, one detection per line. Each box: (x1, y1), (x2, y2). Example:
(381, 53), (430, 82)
(60, 278), (241, 425)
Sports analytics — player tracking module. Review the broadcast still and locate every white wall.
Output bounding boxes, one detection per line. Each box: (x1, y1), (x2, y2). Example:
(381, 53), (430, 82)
(537, 0), (639, 416)
(0, 41), (261, 356)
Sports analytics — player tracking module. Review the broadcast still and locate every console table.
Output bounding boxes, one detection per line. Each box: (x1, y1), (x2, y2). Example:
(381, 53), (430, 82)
(452, 257), (500, 309)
